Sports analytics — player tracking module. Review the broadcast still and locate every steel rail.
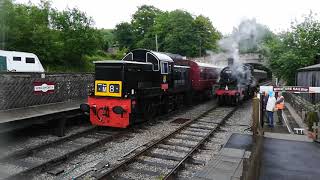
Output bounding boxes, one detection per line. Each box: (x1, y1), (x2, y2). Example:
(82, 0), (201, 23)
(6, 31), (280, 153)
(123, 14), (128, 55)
(93, 105), (238, 180)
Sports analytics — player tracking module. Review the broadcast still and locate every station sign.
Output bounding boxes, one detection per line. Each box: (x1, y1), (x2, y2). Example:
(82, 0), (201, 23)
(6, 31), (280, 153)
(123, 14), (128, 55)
(33, 82), (55, 94)
(260, 86), (320, 93)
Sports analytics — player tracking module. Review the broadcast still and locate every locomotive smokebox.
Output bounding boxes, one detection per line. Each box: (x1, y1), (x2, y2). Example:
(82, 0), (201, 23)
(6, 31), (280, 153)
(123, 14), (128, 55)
(228, 58), (234, 66)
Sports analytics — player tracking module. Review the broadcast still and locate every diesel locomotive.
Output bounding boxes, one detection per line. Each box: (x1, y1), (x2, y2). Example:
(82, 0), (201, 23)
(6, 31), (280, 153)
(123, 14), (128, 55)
(81, 49), (221, 128)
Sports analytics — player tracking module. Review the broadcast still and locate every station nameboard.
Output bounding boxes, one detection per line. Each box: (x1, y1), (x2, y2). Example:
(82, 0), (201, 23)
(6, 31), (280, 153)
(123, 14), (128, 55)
(260, 86), (320, 93)
(33, 82), (55, 94)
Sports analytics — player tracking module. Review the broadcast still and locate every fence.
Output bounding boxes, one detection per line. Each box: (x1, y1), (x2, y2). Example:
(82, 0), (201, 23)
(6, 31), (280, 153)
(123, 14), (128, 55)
(0, 72), (94, 111)
(284, 92), (320, 121)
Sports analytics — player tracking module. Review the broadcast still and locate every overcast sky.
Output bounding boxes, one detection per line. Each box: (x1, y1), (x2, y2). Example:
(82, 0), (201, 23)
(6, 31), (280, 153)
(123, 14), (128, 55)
(16, 0), (320, 34)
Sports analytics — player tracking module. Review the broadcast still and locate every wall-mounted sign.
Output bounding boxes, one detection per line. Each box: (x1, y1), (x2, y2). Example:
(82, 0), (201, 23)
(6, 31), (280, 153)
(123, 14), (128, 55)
(260, 86), (320, 93)
(34, 82), (55, 94)
(274, 86), (309, 93)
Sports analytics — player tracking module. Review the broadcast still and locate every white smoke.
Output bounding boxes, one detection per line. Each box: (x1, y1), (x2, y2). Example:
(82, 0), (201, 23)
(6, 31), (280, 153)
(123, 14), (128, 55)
(210, 18), (268, 88)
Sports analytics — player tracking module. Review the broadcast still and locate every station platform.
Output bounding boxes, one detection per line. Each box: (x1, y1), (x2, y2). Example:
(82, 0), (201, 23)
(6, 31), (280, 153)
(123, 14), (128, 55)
(193, 103), (319, 180)
(260, 134), (319, 180)
(0, 99), (85, 123)
(0, 99), (85, 133)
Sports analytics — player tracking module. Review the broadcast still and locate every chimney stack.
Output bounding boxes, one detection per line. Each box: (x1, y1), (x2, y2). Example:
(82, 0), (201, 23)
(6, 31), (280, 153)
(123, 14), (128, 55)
(228, 57), (234, 66)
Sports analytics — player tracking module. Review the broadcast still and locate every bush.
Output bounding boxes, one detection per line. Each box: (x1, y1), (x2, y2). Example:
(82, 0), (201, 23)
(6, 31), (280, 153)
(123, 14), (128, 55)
(307, 111), (319, 131)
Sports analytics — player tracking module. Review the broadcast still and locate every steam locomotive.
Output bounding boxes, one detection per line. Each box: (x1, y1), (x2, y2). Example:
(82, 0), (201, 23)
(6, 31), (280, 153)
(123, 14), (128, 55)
(81, 49), (221, 128)
(215, 60), (267, 105)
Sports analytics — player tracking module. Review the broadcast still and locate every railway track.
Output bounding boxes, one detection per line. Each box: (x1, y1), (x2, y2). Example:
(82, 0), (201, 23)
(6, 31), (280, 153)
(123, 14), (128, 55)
(0, 127), (123, 180)
(0, 99), (215, 180)
(77, 106), (238, 180)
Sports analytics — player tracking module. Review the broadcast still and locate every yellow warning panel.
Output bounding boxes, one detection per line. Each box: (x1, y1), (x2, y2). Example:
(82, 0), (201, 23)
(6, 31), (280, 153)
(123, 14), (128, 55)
(95, 80), (122, 97)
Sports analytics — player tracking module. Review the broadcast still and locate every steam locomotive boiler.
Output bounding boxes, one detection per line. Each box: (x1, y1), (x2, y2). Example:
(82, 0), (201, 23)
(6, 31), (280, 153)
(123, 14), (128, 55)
(215, 63), (256, 105)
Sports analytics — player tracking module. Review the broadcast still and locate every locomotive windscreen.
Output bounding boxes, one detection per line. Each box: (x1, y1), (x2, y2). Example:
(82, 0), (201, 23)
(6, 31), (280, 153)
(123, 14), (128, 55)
(95, 65), (123, 81)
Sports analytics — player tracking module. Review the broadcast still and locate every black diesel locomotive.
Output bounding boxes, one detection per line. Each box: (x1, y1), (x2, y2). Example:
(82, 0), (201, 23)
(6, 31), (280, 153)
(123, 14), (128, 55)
(81, 49), (220, 128)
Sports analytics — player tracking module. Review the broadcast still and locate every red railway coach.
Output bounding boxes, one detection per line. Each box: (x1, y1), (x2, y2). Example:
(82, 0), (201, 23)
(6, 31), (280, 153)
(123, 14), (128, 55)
(173, 59), (221, 98)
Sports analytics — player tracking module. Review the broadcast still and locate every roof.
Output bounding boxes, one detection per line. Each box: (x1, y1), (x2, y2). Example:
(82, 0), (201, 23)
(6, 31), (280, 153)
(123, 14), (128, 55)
(195, 62), (222, 69)
(129, 49), (174, 62)
(0, 50), (38, 57)
(94, 60), (152, 65)
(174, 65), (190, 69)
(298, 63), (320, 71)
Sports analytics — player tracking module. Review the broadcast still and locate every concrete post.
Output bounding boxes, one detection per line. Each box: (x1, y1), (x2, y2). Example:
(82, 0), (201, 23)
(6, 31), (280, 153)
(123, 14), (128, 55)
(252, 97), (260, 136)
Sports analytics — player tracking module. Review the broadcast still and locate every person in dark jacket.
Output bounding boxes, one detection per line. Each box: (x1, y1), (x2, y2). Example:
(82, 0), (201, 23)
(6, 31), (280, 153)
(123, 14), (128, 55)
(262, 91), (269, 123)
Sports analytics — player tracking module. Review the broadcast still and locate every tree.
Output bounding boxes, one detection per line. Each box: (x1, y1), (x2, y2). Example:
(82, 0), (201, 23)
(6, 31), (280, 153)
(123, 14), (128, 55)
(192, 15), (221, 56)
(263, 13), (320, 85)
(131, 5), (162, 49)
(114, 22), (134, 49)
(1, 0), (103, 71)
(51, 7), (103, 67)
(99, 29), (115, 51)
(154, 10), (221, 57)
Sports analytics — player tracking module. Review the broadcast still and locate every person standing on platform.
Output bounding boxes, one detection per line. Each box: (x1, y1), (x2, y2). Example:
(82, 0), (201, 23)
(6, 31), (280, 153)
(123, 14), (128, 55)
(276, 92), (285, 125)
(266, 90), (276, 128)
(263, 91), (269, 123)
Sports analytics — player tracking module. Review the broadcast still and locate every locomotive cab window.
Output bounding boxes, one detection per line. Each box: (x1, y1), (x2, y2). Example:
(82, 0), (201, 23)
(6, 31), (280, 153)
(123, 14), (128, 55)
(147, 53), (159, 71)
(161, 62), (169, 74)
(122, 52), (133, 61)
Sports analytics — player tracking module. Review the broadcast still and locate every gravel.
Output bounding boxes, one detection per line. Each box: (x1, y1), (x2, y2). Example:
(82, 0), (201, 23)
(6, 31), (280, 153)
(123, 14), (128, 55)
(167, 138), (198, 146)
(0, 163), (27, 176)
(130, 162), (169, 174)
(181, 130), (207, 137)
(175, 134), (203, 141)
(33, 100), (217, 180)
(176, 100), (253, 179)
(138, 155), (177, 166)
(116, 171), (153, 180)
(152, 148), (186, 158)
(0, 124), (93, 159)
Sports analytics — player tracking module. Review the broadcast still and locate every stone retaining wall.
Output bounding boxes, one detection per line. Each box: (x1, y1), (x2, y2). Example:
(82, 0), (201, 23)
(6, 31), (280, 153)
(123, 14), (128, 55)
(0, 72), (94, 110)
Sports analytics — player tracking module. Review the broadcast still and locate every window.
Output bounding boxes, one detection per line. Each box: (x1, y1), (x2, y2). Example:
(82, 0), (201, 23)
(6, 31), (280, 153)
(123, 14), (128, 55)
(13, 57), (21, 61)
(122, 53), (133, 61)
(26, 57), (35, 63)
(161, 62), (169, 74)
(146, 53), (159, 71)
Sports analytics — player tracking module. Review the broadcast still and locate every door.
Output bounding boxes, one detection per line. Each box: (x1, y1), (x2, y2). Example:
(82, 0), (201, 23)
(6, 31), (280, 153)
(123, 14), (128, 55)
(0, 56), (7, 72)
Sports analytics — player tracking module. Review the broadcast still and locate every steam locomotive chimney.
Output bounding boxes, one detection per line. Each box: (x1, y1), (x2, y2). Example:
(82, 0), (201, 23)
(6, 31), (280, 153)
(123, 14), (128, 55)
(228, 58), (234, 66)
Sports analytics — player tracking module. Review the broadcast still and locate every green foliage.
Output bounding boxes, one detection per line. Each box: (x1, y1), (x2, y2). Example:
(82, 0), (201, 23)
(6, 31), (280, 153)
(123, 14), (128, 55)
(99, 29), (115, 50)
(114, 6), (221, 57)
(263, 13), (320, 85)
(1, 0), (103, 72)
(306, 111), (319, 131)
(114, 22), (134, 49)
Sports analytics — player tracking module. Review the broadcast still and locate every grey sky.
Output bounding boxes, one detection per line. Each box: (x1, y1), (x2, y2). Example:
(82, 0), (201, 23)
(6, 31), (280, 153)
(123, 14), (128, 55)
(16, 0), (320, 34)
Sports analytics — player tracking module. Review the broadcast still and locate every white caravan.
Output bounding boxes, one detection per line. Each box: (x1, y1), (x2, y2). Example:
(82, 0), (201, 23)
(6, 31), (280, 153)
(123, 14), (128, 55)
(0, 50), (45, 72)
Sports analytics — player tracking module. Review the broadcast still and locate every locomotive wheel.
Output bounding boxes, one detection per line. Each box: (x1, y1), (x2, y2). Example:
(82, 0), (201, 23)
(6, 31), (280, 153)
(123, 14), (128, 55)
(235, 94), (240, 105)
(218, 96), (224, 106)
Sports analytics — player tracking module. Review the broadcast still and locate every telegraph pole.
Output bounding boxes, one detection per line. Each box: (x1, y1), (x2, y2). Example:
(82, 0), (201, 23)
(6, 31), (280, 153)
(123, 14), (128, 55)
(199, 38), (202, 57)
(155, 34), (158, 52)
